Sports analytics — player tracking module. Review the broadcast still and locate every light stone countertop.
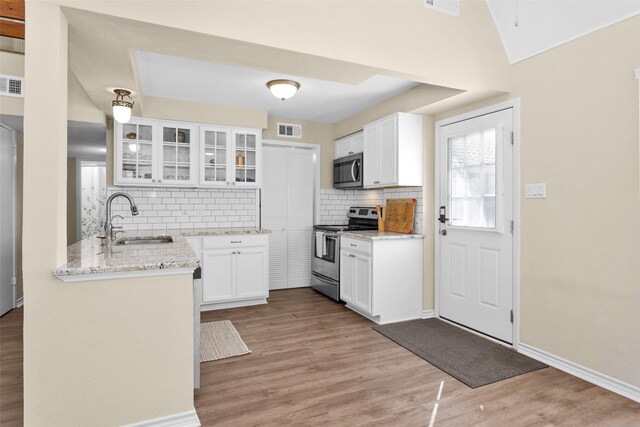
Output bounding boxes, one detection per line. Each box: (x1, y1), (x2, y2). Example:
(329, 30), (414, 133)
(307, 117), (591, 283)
(52, 227), (271, 277)
(339, 230), (425, 241)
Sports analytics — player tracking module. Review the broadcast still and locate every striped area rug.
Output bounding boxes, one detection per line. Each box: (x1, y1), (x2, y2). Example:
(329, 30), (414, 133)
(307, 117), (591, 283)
(200, 320), (251, 362)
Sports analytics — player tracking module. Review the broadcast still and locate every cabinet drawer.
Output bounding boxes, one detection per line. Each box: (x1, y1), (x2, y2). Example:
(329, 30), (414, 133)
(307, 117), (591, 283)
(341, 237), (372, 255)
(203, 234), (267, 250)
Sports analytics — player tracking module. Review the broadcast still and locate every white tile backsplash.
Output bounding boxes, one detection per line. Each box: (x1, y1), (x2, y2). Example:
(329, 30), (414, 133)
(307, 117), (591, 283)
(108, 185), (422, 234)
(107, 187), (257, 232)
(320, 187), (424, 234)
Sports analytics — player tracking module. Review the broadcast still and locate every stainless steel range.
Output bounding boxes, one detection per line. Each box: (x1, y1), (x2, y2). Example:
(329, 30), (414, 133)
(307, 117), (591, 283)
(311, 207), (378, 301)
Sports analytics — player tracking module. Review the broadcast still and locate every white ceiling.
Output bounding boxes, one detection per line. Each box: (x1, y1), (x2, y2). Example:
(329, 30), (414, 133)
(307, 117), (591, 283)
(486, 0), (640, 64)
(135, 51), (421, 123)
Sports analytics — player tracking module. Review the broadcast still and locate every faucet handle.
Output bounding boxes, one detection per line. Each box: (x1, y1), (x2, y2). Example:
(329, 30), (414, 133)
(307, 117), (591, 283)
(111, 214), (124, 222)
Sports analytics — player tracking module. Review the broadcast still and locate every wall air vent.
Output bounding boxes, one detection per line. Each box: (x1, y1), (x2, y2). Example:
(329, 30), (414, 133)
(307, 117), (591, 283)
(0, 75), (24, 98)
(423, 0), (459, 17)
(277, 122), (302, 139)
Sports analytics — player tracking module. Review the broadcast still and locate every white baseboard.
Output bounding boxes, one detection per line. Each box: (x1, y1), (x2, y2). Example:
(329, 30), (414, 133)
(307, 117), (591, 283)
(15, 297), (23, 308)
(123, 409), (200, 427)
(420, 310), (435, 319)
(518, 342), (640, 403)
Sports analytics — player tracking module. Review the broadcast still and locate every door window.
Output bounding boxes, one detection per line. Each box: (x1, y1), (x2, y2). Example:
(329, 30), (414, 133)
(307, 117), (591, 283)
(448, 128), (497, 229)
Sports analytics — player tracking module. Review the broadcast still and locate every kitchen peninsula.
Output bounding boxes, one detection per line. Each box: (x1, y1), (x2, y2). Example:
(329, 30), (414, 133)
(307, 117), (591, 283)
(51, 227), (269, 426)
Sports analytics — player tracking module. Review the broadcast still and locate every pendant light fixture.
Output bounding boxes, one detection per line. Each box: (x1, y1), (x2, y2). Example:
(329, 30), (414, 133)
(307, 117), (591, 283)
(266, 80), (300, 101)
(112, 89), (134, 123)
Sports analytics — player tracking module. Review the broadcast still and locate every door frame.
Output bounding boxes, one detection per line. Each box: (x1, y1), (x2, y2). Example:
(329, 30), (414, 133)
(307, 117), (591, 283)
(261, 139), (321, 225)
(434, 99), (521, 348)
(0, 124), (18, 311)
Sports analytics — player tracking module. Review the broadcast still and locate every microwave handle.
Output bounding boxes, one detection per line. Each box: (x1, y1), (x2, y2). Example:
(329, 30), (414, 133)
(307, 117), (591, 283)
(351, 160), (360, 182)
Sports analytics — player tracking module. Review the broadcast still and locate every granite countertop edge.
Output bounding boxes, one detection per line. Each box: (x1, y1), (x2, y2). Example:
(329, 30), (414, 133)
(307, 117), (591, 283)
(53, 227), (271, 277)
(339, 230), (425, 241)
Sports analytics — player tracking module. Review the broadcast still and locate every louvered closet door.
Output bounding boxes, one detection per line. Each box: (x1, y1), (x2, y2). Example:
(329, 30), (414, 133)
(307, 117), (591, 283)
(262, 147), (288, 290)
(286, 149), (314, 288)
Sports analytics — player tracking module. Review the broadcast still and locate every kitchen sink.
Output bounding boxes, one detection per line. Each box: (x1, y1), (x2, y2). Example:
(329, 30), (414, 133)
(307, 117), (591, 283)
(115, 236), (174, 246)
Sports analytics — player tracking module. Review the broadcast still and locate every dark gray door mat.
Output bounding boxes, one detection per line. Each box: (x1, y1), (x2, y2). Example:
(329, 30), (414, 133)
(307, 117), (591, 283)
(373, 318), (547, 388)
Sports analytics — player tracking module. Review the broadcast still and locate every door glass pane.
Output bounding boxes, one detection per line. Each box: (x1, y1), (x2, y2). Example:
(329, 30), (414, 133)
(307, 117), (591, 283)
(163, 145), (176, 163)
(448, 128), (497, 229)
(163, 165), (176, 180)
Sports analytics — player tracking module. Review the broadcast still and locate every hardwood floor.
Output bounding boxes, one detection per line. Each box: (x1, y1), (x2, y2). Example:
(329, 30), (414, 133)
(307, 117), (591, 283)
(196, 288), (640, 426)
(1, 289), (639, 426)
(0, 307), (23, 427)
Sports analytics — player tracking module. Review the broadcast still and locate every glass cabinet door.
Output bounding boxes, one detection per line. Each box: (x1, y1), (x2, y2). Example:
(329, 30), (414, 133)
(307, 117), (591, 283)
(160, 124), (194, 184)
(202, 128), (229, 185)
(120, 122), (154, 182)
(233, 130), (257, 185)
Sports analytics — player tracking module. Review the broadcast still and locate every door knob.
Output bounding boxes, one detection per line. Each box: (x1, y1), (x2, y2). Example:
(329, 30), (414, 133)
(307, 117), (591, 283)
(441, 229), (447, 236)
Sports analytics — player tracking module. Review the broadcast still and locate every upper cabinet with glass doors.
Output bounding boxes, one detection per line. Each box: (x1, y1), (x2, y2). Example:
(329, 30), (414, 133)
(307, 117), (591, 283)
(159, 122), (197, 186)
(115, 117), (261, 188)
(115, 118), (158, 185)
(199, 125), (261, 188)
(114, 118), (197, 187)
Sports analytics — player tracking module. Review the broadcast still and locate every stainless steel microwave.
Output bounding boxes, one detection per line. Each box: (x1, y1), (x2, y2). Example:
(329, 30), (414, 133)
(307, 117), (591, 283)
(333, 153), (363, 189)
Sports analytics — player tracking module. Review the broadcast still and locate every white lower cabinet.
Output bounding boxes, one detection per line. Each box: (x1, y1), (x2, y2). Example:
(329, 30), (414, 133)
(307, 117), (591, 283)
(340, 250), (371, 314)
(340, 236), (422, 324)
(187, 234), (269, 311)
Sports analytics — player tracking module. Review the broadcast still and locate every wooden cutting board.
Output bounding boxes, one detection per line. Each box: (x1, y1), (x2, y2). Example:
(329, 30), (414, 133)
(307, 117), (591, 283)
(384, 198), (416, 234)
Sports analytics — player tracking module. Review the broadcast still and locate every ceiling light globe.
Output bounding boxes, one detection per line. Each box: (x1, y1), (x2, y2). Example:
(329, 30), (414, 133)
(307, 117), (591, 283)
(267, 80), (300, 101)
(113, 104), (132, 124)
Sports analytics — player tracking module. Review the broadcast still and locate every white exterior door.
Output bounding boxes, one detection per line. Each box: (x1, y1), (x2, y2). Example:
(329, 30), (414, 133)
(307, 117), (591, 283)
(438, 109), (514, 343)
(0, 126), (16, 316)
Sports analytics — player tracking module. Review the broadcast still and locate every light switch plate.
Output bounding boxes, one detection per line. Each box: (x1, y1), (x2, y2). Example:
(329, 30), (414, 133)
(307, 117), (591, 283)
(525, 183), (546, 199)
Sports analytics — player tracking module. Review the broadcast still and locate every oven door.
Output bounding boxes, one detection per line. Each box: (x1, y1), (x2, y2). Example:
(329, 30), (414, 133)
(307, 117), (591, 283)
(333, 153), (362, 189)
(311, 231), (339, 282)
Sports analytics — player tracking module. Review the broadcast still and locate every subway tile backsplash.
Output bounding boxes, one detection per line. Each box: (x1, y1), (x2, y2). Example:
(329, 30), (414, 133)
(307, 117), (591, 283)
(319, 187), (424, 235)
(108, 186), (423, 235)
(107, 187), (258, 232)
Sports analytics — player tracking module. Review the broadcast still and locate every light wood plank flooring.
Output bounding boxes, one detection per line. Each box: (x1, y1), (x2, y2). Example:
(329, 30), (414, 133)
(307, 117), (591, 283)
(2, 288), (639, 426)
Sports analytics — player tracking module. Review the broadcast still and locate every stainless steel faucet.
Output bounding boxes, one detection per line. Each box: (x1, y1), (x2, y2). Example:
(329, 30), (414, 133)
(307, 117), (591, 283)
(103, 192), (139, 245)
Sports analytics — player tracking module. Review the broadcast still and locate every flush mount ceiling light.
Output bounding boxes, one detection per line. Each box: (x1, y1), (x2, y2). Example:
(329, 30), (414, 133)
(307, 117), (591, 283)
(112, 89), (134, 124)
(266, 79), (300, 101)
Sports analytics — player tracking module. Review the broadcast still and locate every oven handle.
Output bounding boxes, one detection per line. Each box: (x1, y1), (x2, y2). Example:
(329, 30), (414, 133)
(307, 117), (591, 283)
(312, 273), (338, 286)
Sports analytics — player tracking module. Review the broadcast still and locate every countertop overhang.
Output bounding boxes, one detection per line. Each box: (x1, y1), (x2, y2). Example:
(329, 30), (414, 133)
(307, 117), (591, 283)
(53, 227), (271, 281)
(339, 230), (425, 240)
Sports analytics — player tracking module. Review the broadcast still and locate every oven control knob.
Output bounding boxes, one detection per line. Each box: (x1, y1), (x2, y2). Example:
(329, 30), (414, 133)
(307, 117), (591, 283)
(371, 210), (376, 215)
(350, 209), (356, 213)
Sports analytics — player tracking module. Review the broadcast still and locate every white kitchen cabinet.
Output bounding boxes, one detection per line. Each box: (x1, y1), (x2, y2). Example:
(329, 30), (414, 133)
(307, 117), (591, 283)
(334, 131), (364, 159)
(340, 249), (371, 313)
(188, 234), (269, 311)
(114, 118), (197, 187)
(199, 125), (262, 188)
(363, 113), (423, 188)
(340, 236), (422, 324)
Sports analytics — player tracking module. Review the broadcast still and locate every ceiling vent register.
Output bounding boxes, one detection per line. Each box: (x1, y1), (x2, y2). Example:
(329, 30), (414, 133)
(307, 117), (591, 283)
(0, 75), (24, 98)
(423, 0), (459, 17)
(277, 122), (302, 139)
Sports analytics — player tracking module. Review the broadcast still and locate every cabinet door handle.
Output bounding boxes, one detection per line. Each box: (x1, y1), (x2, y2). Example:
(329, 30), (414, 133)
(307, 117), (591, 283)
(350, 243), (357, 247)
(350, 254), (356, 258)
(236, 251), (241, 255)
(231, 241), (242, 244)
(152, 179), (156, 183)
(232, 182), (236, 185)
(159, 179), (163, 183)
